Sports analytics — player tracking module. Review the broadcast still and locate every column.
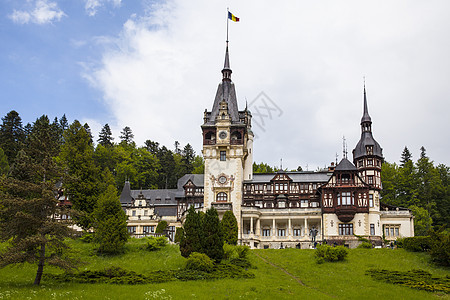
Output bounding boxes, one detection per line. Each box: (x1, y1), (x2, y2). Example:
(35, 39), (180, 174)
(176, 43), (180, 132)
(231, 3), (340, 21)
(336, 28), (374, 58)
(320, 217), (323, 240)
(256, 218), (261, 235)
(304, 218), (308, 236)
(273, 219), (276, 239)
(288, 218), (292, 237)
(250, 217), (254, 235)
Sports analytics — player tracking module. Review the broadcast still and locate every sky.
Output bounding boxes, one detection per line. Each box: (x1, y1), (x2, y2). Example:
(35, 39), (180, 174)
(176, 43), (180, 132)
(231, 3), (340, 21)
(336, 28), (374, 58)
(1, 0), (449, 171)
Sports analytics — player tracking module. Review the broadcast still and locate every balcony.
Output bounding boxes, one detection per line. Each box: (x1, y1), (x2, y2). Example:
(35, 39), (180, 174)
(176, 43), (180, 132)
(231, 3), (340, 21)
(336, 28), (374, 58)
(211, 202), (232, 211)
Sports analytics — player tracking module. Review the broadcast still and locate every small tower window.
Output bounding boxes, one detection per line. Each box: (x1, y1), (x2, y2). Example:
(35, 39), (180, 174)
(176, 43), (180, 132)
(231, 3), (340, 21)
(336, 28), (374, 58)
(220, 151), (226, 161)
(216, 192), (227, 202)
(221, 113), (226, 119)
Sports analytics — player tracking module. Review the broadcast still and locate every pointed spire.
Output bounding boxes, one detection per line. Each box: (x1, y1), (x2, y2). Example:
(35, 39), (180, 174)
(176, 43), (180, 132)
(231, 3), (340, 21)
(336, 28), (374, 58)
(222, 42), (232, 81)
(361, 81), (372, 124)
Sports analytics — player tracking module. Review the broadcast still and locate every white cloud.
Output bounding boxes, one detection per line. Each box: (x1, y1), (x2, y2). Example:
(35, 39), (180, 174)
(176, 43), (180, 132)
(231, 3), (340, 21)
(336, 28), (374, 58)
(9, 0), (65, 25)
(85, 0), (450, 169)
(85, 0), (122, 17)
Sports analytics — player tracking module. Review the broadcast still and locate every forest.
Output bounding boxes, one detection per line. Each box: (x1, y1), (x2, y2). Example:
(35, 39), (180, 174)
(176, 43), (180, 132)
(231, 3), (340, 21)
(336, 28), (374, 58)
(0, 110), (448, 234)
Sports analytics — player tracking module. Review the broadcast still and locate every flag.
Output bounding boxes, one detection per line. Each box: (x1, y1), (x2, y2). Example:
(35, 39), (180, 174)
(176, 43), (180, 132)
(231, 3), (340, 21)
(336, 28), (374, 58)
(228, 11), (239, 22)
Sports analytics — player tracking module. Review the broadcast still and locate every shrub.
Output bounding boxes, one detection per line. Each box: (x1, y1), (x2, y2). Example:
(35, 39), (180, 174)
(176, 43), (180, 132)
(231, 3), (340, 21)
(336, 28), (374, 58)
(185, 252), (214, 273)
(402, 236), (431, 252)
(357, 242), (372, 249)
(174, 227), (184, 244)
(155, 220), (168, 234)
(146, 236), (167, 251)
(354, 234), (370, 243)
(223, 243), (239, 260)
(315, 244), (348, 262)
(396, 238), (404, 248)
(221, 211), (238, 245)
(80, 232), (93, 243)
(428, 228), (450, 267)
(236, 245), (250, 259)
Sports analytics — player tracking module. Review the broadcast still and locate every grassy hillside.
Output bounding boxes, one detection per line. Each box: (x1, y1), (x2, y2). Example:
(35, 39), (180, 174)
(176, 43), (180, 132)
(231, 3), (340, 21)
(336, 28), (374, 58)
(0, 239), (448, 299)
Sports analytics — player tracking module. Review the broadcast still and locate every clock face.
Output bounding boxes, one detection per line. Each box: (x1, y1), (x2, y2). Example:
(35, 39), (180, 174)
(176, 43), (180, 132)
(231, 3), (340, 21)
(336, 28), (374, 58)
(219, 131), (227, 139)
(218, 176), (227, 184)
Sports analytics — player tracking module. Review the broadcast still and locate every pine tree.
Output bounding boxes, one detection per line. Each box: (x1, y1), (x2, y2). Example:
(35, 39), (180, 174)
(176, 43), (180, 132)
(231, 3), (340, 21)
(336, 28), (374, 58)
(26, 115), (61, 164)
(98, 123), (114, 147)
(180, 206), (204, 258)
(0, 110), (25, 164)
(182, 143), (195, 174)
(0, 148), (9, 175)
(120, 126), (134, 144)
(0, 161), (76, 285)
(400, 146), (412, 167)
(202, 207), (224, 261)
(92, 185), (128, 254)
(221, 210), (238, 245)
(57, 120), (101, 229)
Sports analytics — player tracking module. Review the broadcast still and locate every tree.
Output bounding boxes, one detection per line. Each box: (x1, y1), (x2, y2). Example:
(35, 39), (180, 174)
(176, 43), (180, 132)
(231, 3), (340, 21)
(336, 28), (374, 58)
(380, 162), (399, 206)
(202, 207), (224, 261)
(409, 205), (433, 236)
(174, 227), (184, 244)
(192, 155), (205, 174)
(57, 120), (101, 229)
(181, 143), (196, 174)
(98, 123), (114, 147)
(25, 115), (61, 164)
(0, 110), (25, 164)
(92, 185), (128, 254)
(120, 126), (134, 144)
(253, 162), (277, 173)
(180, 206), (204, 258)
(156, 220), (168, 234)
(0, 148), (9, 175)
(221, 210), (238, 245)
(400, 146), (412, 167)
(0, 176), (76, 285)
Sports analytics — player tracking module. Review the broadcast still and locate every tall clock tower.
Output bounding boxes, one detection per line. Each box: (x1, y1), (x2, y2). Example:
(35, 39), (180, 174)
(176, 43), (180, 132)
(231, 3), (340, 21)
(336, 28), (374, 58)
(201, 42), (253, 239)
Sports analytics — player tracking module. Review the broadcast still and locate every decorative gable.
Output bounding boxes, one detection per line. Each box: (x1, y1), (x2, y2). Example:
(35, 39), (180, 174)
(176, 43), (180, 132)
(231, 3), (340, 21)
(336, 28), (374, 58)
(271, 173), (292, 182)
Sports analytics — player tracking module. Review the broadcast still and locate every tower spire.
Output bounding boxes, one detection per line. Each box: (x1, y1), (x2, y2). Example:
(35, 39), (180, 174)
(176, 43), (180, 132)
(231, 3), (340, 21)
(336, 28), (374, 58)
(222, 42), (232, 81)
(361, 81), (372, 124)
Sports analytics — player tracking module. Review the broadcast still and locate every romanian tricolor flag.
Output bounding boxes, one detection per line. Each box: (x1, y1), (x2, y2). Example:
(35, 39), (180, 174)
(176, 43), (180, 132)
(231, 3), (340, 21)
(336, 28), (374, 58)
(228, 11), (239, 22)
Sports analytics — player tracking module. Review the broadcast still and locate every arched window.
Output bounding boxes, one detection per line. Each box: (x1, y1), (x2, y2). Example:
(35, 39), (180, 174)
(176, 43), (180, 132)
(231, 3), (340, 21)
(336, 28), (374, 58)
(216, 192), (228, 202)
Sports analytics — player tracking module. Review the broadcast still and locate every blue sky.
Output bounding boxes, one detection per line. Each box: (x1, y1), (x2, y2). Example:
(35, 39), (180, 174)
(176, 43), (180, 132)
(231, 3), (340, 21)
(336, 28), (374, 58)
(1, 0), (450, 169)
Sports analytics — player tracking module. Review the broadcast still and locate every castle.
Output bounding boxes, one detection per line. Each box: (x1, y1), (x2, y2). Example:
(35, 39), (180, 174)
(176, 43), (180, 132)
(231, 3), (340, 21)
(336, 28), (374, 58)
(119, 43), (414, 248)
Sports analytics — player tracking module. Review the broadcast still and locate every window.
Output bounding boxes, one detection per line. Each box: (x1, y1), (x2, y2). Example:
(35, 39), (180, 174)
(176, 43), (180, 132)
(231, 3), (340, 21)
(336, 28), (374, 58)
(278, 229), (286, 236)
(127, 226), (136, 234)
(220, 151), (226, 161)
(339, 223), (353, 235)
(370, 224), (375, 235)
(144, 210), (148, 216)
(368, 159), (373, 166)
(262, 229), (271, 236)
(369, 194), (374, 207)
(143, 226), (154, 234)
(385, 225), (400, 237)
(132, 210), (136, 216)
(216, 192), (227, 202)
(293, 229), (301, 236)
(339, 192), (352, 206)
(368, 176), (374, 185)
(358, 160), (363, 167)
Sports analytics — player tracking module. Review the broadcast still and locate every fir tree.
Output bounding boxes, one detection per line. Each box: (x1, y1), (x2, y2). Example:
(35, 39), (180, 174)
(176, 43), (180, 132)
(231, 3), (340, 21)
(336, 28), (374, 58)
(174, 227), (184, 244)
(180, 206), (204, 258)
(0, 167), (76, 285)
(400, 146), (412, 167)
(0, 148), (9, 175)
(98, 123), (114, 147)
(92, 185), (128, 254)
(221, 210), (238, 245)
(120, 126), (134, 144)
(202, 207), (224, 262)
(0, 110), (25, 164)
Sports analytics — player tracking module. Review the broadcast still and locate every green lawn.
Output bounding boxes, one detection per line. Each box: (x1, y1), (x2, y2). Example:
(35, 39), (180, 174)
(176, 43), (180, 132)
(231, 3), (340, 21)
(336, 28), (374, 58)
(0, 239), (448, 299)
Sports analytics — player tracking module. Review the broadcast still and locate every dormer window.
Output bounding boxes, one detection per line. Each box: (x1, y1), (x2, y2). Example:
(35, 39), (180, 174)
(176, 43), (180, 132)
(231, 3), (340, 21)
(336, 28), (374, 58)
(366, 146), (373, 155)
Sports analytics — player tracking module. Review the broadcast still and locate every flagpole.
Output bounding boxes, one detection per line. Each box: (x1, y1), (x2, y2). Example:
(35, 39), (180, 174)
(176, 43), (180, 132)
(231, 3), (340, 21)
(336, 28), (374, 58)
(226, 8), (229, 42)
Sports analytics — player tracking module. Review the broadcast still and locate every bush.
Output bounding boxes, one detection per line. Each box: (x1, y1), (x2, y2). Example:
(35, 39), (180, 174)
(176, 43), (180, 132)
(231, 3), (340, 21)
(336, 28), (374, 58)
(357, 242), (372, 249)
(315, 244), (348, 262)
(174, 227), (184, 244)
(185, 252), (214, 273)
(402, 236), (431, 252)
(155, 220), (168, 234)
(236, 245), (250, 259)
(428, 228), (450, 267)
(223, 243), (239, 260)
(146, 236), (167, 251)
(80, 232), (93, 243)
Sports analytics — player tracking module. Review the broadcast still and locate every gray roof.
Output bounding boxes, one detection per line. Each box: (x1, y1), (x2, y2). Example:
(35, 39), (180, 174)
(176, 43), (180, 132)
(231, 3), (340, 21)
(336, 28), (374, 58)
(361, 86), (372, 123)
(335, 158), (357, 171)
(119, 181), (132, 205)
(177, 174), (204, 189)
(130, 189), (178, 205)
(207, 80), (240, 124)
(353, 132), (383, 160)
(245, 172), (330, 183)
